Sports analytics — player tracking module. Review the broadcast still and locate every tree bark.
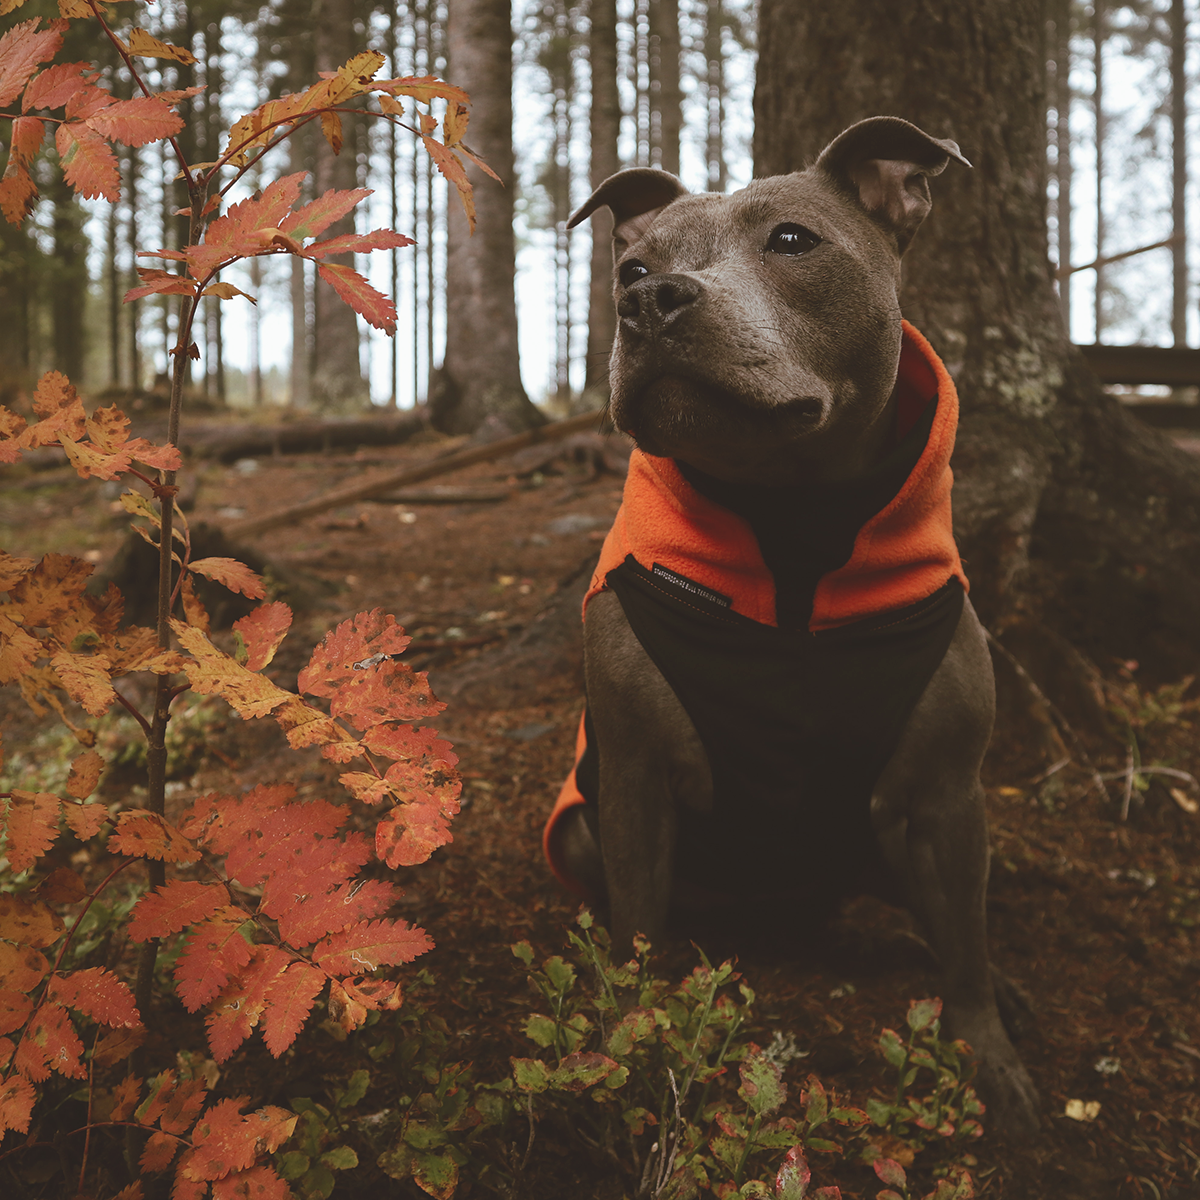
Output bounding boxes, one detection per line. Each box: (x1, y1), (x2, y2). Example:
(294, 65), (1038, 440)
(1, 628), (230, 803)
(1169, 0), (1187, 348)
(436, 0), (543, 435)
(310, 0), (369, 411)
(584, 0), (621, 393)
(650, 0), (681, 175)
(753, 0), (1200, 677)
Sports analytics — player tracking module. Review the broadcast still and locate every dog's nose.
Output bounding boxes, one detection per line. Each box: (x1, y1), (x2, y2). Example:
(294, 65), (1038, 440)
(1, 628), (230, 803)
(617, 274), (702, 336)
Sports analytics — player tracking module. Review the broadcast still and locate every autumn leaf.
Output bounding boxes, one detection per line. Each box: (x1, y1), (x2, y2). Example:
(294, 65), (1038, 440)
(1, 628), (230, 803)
(21, 61), (87, 112)
(202, 281), (256, 303)
(172, 620), (295, 720)
(205, 946), (290, 1062)
(0, 18), (67, 110)
(109, 1072), (141, 1119)
(125, 266), (199, 303)
(298, 609), (412, 698)
(37, 865), (86, 903)
(24, 371), (85, 449)
(0, 165), (37, 225)
(128, 880), (224, 942)
(127, 28), (197, 66)
(136, 1069), (179, 1126)
(50, 647), (115, 715)
(331, 661), (443, 729)
(315, 261), (397, 333)
(422, 135), (476, 233)
(312, 917), (433, 975)
(231, 602), (291, 671)
(0, 1074), (35, 1136)
(327, 977), (368, 1032)
(140, 1130), (180, 1174)
(0, 894), (63, 947)
(300, 228), (414, 259)
(210, 1164), (291, 1200)
(181, 1098), (296, 1181)
(275, 878), (398, 946)
(0, 550), (35, 591)
(0, 941), (48, 991)
(14, 998), (85, 1080)
(65, 747), (104, 797)
(109, 811), (201, 864)
(48, 967), (140, 1027)
(174, 908), (255, 1012)
(159, 1075), (207, 1135)
(187, 558), (266, 599)
(8, 114), (43, 161)
(4, 790), (60, 872)
(62, 800), (108, 840)
(56, 121), (120, 200)
(261, 962), (326, 1057)
(278, 186), (369, 241)
(374, 74), (470, 108)
(375, 799), (455, 868)
(0, 990), (32, 1035)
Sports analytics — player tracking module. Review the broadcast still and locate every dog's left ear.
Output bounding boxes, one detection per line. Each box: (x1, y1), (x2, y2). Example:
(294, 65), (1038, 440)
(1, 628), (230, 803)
(816, 116), (971, 253)
(567, 168), (689, 261)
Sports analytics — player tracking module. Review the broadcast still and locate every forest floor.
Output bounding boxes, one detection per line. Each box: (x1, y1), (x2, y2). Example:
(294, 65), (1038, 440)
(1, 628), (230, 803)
(2, 414), (1199, 1199)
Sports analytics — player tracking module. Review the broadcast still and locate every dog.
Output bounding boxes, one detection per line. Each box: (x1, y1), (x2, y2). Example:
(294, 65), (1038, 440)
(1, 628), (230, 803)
(542, 117), (1039, 1134)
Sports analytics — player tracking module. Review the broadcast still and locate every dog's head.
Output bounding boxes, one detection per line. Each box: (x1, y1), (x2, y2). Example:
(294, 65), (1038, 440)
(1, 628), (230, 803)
(569, 117), (969, 485)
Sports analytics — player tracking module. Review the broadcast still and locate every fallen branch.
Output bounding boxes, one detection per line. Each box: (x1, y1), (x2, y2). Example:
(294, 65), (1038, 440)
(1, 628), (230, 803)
(225, 410), (605, 539)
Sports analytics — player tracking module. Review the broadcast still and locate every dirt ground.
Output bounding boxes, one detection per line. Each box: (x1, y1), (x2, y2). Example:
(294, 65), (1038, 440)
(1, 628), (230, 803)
(2, 417), (1199, 1199)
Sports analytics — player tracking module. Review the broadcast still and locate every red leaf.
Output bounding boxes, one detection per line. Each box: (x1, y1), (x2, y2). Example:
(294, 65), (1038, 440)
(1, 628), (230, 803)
(316, 261), (397, 333)
(278, 186), (370, 241)
(256, 831), (372, 917)
(129, 880), (224, 942)
(332, 662), (443, 730)
(363, 724), (456, 767)
(87, 95), (184, 147)
(94, 1027), (145, 1067)
(276, 878), (399, 946)
(125, 266), (198, 303)
(21, 61), (87, 112)
(55, 121), (120, 201)
(232, 602), (292, 671)
(422, 136), (475, 233)
(0, 18), (66, 109)
(181, 1098), (296, 1181)
(261, 962), (326, 1057)
(0, 1074), (35, 1136)
(4, 790), (60, 873)
(204, 947), (289, 1063)
(48, 967), (140, 1027)
(0, 990), (32, 1035)
(212, 1164), (290, 1200)
(14, 999), (84, 1081)
(140, 1130), (180, 1173)
(313, 918), (432, 974)
(8, 115), (44, 162)
(874, 1158), (908, 1188)
(298, 609), (411, 698)
(159, 1076), (207, 1135)
(0, 942), (49, 991)
(188, 558), (266, 599)
(376, 799), (454, 868)
(109, 811), (201, 864)
(339, 771), (390, 804)
(179, 784), (313, 852)
(135, 1069), (178, 1126)
(174, 908), (254, 1012)
(300, 228), (413, 260)
(0, 167), (37, 225)
(110, 1072), (141, 1120)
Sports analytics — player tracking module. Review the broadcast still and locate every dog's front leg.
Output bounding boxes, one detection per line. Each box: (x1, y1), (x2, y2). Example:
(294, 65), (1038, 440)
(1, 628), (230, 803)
(872, 598), (1040, 1135)
(583, 590), (712, 957)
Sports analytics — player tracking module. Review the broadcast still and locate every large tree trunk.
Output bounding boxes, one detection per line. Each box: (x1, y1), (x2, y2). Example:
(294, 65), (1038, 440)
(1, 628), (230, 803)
(435, 0), (543, 436)
(584, 0), (620, 394)
(310, 0), (369, 411)
(753, 0), (1200, 678)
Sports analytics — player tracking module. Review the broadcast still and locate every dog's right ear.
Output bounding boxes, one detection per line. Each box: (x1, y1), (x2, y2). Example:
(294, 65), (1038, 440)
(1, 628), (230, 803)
(567, 169), (689, 261)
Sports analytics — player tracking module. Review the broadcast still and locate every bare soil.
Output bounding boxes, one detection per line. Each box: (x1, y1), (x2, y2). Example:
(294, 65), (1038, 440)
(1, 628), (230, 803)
(2, 423), (1198, 1199)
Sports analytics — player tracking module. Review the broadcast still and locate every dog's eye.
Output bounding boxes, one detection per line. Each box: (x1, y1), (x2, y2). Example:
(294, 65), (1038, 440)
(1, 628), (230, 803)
(619, 260), (650, 287)
(767, 224), (821, 256)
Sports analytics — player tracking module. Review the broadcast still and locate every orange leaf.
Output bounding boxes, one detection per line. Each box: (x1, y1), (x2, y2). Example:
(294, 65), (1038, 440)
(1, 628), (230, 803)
(422, 137), (475, 233)
(135, 1068), (178, 1125)
(174, 908), (255, 1012)
(8, 114), (43, 161)
(204, 946), (289, 1062)
(4, 790), (60, 872)
(127, 28), (197, 66)
(55, 121), (120, 200)
(338, 771), (390, 804)
(94, 1028), (145, 1067)
(0, 549), (35, 590)
(21, 61), (86, 112)
(15, 998), (85, 1080)
(375, 799), (455, 868)
(301, 228), (413, 260)
(0, 894), (63, 947)
(49, 966), (140, 1027)
(0, 941), (48, 991)
(363, 722), (457, 766)
(319, 109), (342, 154)
(315, 261), (397, 333)
(50, 648), (115, 715)
(0, 18), (66, 109)
(37, 865), (86, 903)
(278, 186), (369, 241)
(326, 977), (368, 1032)
(298, 609), (411, 698)
(182, 1098), (296, 1181)
(159, 1075), (207, 1135)
(313, 917), (432, 975)
(0, 165), (37, 226)
(140, 1130), (179, 1173)
(0, 989), (32, 1035)
(23, 371), (85, 449)
(7, 549), (91, 624)
(332, 661), (443, 729)
(172, 621), (294, 720)
(374, 74), (470, 107)
(261, 962), (326, 1057)
(276, 878), (398, 947)
(109, 1072), (141, 1119)
(109, 811), (201, 864)
(65, 748), (104, 798)
(231, 601), (291, 671)
(0, 1074), (35, 1136)
(187, 558), (266, 599)
(125, 266), (198, 303)
(129, 880), (224, 942)
(181, 573), (211, 633)
(211, 1164), (290, 1200)
(87, 95), (184, 147)
(62, 800), (108, 841)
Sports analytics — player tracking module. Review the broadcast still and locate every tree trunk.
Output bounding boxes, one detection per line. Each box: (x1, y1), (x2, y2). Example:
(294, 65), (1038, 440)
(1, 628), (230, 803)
(1093, 1), (1105, 341)
(650, 0), (681, 175)
(1053, 0), (1072, 334)
(753, 0), (1200, 677)
(584, 0), (620, 393)
(436, 0), (543, 435)
(48, 176), (87, 384)
(704, 0), (727, 192)
(1169, 0), (1187, 348)
(310, 0), (369, 411)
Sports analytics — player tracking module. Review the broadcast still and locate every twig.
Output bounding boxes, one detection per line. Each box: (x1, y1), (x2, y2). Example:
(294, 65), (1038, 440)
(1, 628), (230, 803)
(984, 629), (1109, 801)
(1098, 765), (1198, 786)
(1120, 745), (1135, 822)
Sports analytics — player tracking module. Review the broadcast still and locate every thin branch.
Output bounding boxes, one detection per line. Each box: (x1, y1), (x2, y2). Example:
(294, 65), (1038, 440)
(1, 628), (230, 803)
(114, 689), (152, 738)
(1058, 234), (1185, 278)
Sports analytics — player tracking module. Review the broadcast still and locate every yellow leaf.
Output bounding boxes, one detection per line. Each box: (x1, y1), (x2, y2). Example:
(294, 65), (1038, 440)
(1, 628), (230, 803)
(320, 110), (343, 155)
(50, 649), (116, 716)
(65, 748), (104, 798)
(127, 28), (197, 65)
(1064, 1099), (1101, 1121)
(171, 620), (294, 719)
(1170, 787), (1198, 814)
(0, 551), (36, 591)
(202, 281), (256, 303)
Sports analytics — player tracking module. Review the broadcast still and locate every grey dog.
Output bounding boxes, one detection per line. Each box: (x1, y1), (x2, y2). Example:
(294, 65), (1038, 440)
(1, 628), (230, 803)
(544, 117), (1039, 1135)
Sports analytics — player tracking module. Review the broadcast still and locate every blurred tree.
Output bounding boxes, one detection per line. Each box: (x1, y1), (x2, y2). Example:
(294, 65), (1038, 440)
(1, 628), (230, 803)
(754, 0), (1200, 674)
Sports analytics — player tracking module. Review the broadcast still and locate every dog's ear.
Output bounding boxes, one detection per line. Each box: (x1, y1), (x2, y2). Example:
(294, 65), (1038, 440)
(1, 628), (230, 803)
(567, 168), (689, 260)
(816, 117), (971, 253)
